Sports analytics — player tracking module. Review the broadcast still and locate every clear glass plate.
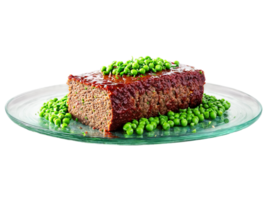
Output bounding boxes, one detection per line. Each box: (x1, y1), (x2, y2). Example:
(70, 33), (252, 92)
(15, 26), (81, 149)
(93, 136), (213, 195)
(5, 83), (262, 145)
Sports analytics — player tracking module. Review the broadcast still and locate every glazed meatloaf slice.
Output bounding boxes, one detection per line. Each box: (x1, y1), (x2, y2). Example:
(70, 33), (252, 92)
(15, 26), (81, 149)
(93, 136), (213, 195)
(67, 64), (205, 132)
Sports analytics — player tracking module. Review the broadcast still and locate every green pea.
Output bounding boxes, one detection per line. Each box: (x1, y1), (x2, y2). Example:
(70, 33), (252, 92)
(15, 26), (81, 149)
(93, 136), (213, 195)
(206, 108), (213, 112)
(155, 65), (162, 71)
(132, 62), (139, 69)
(62, 118), (70, 124)
(112, 69), (117, 75)
(194, 110), (200, 116)
(45, 114), (49, 120)
(61, 108), (68, 113)
(223, 103), (230, 110)
(169, 116), (175, 120)
(149, 63), (154, 69)
(101, 66), (107, 72)
(126, 64), (132, 69)
(140, 60), (145, 65)
(57, 113), (65, 120)
(187, 110), (193, 114)
(192, 129), (197, 133)
(181, 119), (188, 127)
(186, 116), (192, 123)
(131, 123), (137, 129)
(217, 110), (223, 116)
(208, 102), (214, 107)
(220, 106), (226, 112)
(150, 122), (157, 129)
(117, 61), (123, 66)
(165, 62), (171, 69)
(162, 122), (170, 130)
(180, 115), (186, 120)
(139, 68), (146, 74)
(124, 67), (130, 73)
(48, 102), (53, 108)
(59, 110), (66, 114)
(136, 127), (144, 135)
(123, 123), (132, 131)
(146, 124), (154, 132)
(202, 99), (207, 104)
(167, 111), (174, 117)
(143, 65), (149, 72)
(107, 66), (113, 73)
(126, 128), (134, 135)
(144, 60), (150, 65)
(140, 117), (147, 121)
(198, 114), (204, 122)
(190, 122), (195, 127)
(199, 107), (205, 113)
(144, 54), (151, 59)
(132, 119), (138, 125)
(180, 114), (187, 118)
(65, 113), (72, 119)
(212, 106), (218, 111)
(148, 117), (155, 123)
(179, 108), (187, 112)
(39, 111), (45, 117)
(139, 121), (146, 126)
(173, 118), (180, 126)
(49, 115), (56, 123)
(174, 61), (179, 66)
(140, 118), (149, 124)
(204, 104), (209, 109)
(192, 116), (199, 124)
(55, 118), (61, 126)
(131, 69), (138, 76)
(174, 113), (180, 118)
(168, 120), (174, 127)
(61, 123), (68, 129)
(210, 111), (217, 119)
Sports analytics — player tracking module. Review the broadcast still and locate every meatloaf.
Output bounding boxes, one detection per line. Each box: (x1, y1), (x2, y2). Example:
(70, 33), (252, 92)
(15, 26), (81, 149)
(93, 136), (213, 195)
(67, 64), (205, 131)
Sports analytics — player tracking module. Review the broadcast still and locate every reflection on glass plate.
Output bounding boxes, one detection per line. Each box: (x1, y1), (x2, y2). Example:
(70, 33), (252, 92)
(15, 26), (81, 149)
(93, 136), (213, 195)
(5, 83), (262, 145)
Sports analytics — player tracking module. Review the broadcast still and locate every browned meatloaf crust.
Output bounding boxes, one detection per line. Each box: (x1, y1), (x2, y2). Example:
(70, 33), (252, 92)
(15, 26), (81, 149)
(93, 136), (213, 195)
(67, 64), (205, 131)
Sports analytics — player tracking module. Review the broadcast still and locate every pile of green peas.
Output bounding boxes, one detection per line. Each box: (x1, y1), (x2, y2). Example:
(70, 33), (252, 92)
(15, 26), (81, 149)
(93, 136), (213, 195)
(39, 95), (73, 129)
(122, 93), (231, 135)
(101, 56), (180, 77)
